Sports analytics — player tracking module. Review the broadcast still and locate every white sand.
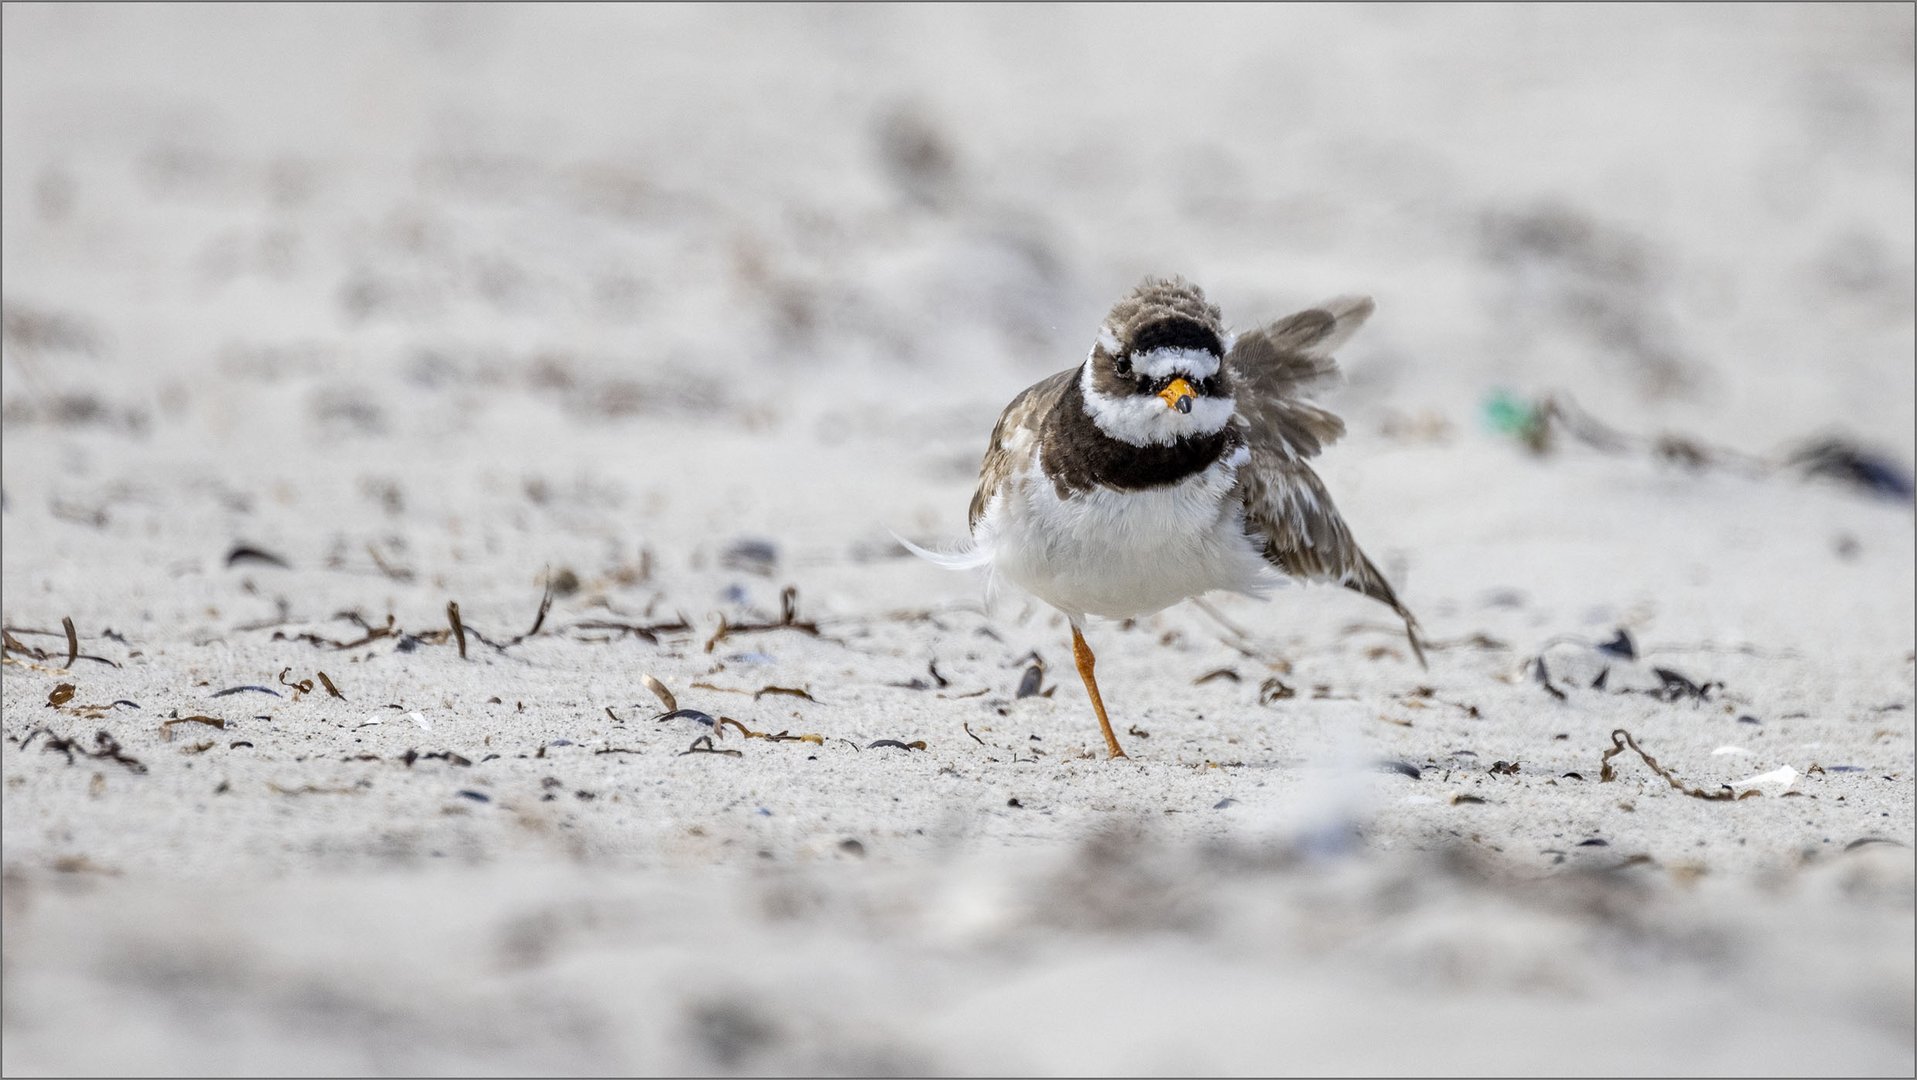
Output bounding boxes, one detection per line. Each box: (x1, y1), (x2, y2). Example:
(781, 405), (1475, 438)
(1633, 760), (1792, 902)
(3, 5), (1912, 1075)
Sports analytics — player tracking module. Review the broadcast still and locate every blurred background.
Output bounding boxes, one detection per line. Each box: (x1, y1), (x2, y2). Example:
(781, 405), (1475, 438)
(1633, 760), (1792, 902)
(5, 3), (1911, 457)
(4, 1), (1911, 658)
(3, 5), (1912, 1075)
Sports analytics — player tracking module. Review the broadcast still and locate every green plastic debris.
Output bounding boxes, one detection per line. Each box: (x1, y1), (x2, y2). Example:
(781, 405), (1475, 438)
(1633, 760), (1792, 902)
(1483, 390), (1553, 453)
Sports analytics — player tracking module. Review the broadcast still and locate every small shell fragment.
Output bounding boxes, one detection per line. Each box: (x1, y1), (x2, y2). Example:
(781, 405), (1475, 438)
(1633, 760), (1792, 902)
(1730, 765), (1798, 793)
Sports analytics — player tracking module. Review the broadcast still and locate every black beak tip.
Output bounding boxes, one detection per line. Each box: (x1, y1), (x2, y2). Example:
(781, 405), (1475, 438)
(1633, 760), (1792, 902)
(1175, 396), (1193, 414)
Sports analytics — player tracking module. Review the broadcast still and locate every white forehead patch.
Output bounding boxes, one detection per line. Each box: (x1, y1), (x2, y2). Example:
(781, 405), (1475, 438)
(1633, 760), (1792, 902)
(1130, 346), (1221, 380)
(1079, 363), (1235, 447)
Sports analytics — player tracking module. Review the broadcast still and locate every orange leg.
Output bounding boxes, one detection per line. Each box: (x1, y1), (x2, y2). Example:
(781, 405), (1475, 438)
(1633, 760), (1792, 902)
(1070, 623), (1128, 759)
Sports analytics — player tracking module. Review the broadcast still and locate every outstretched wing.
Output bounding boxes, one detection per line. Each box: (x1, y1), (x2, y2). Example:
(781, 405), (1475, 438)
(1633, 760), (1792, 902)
(1225, 294), (1373, 462)
(1228, 296), (1425, 666)
(1235, 453), (1426, 667)
(969, 368), (1075, 532)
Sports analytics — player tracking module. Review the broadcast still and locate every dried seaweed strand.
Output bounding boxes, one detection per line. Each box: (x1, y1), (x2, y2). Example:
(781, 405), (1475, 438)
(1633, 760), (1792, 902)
(679, 735), (743, 758)
(3, 628), (50, 660)
(713, 715), (823, 745)
(703, 586), (824, 653)
(753, 685), (819, 703)
(366, 543), (413, 582)
(273, 612), (398, 650)
(448, 602), (467, 659)
(564, 617), (692, 644)
(1, 621), (120, 667)
(268, 781), (361, 796)
(161, 715), (225, 741)
(32, 729), (147, 773)
(1543, 394), (1774, 476)
(504, 578), (555, 646)
(1599, 728), (1747, 801)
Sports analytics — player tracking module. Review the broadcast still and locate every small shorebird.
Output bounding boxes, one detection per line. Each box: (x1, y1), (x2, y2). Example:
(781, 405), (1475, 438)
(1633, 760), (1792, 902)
(911, 278), (1423, 758)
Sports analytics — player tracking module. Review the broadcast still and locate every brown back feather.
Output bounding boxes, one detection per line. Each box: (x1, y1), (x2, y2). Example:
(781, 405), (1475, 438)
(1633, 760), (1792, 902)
(969, 369), (1075, 532)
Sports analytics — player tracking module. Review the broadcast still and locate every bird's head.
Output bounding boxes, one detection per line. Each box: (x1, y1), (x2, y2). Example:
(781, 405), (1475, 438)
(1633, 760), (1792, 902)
(1080, 278), (1236, 446)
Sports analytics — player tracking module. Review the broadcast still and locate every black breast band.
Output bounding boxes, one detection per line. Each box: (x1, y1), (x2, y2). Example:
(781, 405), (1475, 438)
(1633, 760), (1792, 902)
(1041, 377), (1233, 497)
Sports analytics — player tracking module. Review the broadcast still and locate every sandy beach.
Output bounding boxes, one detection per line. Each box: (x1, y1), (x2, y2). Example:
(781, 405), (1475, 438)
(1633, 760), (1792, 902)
(3, 5), (1913, 1075)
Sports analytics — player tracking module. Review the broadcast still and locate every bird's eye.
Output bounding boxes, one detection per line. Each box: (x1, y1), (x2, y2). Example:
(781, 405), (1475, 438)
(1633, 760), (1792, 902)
(1114, 356), (1131, 376)
(1202, 377), (1219, 396)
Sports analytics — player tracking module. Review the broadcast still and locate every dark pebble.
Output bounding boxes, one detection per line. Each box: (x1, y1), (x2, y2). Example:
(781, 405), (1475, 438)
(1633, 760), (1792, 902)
(1016, 664), (1044, 698)
(1597, 629), (1637, 660)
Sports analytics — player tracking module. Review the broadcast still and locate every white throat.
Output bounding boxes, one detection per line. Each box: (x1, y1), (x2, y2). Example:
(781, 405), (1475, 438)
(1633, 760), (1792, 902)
(1079, 362), (1236, 447)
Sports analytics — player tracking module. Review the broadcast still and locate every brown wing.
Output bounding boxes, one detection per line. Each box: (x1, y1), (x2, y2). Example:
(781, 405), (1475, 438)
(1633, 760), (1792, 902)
(1235, 452), (1425, 667)
(1229, 296), (1426, 666)
(969, 368), (1076, 533)
(1225, 295), (1373, 462)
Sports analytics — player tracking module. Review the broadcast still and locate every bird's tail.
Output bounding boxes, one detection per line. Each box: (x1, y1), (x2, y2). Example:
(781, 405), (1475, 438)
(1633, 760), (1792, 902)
(891, 530), (994, 571)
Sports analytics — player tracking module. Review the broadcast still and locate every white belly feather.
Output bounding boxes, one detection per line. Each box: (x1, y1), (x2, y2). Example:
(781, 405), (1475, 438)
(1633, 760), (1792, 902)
(977, 442), (1272, 621)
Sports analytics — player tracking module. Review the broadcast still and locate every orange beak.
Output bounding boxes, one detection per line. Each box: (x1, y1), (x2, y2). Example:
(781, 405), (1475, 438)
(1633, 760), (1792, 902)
(1157, 377), (1195, 414)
